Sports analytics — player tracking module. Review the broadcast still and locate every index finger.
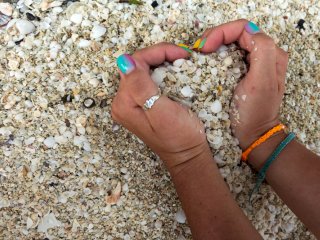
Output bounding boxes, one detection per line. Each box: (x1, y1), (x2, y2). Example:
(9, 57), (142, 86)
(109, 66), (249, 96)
(133, 42), (191, 71)
(199, 19), (278, 87)
(199, 19), (255, 53)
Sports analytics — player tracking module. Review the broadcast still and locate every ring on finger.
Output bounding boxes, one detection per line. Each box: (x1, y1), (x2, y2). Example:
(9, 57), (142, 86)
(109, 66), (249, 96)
(143, 88), (161, 111)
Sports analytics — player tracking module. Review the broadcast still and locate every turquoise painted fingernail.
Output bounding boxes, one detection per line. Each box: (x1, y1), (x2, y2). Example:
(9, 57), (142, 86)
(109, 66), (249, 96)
(199, 38), (207, 49)
(117, 54), (136, 74)
(177, 43), (193, 53)
(245, 21), (260, 34)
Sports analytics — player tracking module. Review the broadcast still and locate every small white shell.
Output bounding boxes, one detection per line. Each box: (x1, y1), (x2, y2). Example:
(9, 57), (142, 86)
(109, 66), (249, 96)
(70, 13), (83, 24)
(181, 86), (193, 97)
(90, 25), (107, 39)
(0, 3), (13, 16)
(15, 19), (35, 35)
(175, 209), (186, 223)
(211, 100), (222, 113)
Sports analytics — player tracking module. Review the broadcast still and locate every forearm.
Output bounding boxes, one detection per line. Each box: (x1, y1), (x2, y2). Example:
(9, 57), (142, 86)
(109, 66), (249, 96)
(249, 132), (320, 238)
(168, 151), (262, 240)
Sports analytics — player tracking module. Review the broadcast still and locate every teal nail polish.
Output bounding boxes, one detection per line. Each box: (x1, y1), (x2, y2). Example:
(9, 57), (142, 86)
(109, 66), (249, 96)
(117, 54), (136, 74)
(177, 44), (193, 53)
(199, 38), (207, 49)
(245, 21), (260, 34)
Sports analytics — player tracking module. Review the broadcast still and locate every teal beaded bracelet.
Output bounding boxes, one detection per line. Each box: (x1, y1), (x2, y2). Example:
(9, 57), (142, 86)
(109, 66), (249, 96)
(249, 132), (296, 202)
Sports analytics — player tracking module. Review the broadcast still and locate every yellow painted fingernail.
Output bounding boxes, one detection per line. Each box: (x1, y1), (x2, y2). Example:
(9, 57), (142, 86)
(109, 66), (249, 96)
(193, 38), (202, 49)
(178, 43), (189, 48)
(177, 43), (193, 53)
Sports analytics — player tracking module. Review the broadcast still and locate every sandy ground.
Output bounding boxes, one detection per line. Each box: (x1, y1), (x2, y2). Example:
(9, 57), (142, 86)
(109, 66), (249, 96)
(0, 0), (319, 239)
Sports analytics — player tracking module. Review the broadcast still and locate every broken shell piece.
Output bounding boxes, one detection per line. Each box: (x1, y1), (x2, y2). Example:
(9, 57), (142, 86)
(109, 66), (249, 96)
(211, 100), (222, 113)
(37, 212), (62, 233)
(26, 217), (34, 229)
(181, 86), (193, 97)
(40, 0), (62, 11)
(0, 3), (13, 16)
(105, 182), (121, 205)
(15, 19), (35, 35)
(0, 13), (11, 27)
(90, 24), (107, 39)
(61, 94), (74, 103)
(223, 56), (233, 67)
(78, 39), (91, 48)
(175, 209), (186, 223)
(99, 99), (108, 108)
(70, 13), (83, 24)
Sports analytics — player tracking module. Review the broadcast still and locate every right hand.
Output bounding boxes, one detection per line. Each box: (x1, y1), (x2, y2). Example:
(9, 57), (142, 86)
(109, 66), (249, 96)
(197, 19), (289, 150)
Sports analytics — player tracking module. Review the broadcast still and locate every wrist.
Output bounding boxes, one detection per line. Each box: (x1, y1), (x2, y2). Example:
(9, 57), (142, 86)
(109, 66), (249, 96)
(247, 131), (288, 171)
(236, 121), (281, 150)
(162, 144), (215, 178)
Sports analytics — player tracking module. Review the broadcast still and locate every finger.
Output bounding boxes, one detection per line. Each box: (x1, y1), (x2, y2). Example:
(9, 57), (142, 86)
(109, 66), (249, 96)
(245, 33), (277, 87)
(276, 48), (289, 94)
(198, 19), (250, 53)
(119, 68), (159, 108)
(197, 19), (278, 87)
(116, 42), (192, 107)
(111, 92), (154, 136)
(133, 42), (191, 70)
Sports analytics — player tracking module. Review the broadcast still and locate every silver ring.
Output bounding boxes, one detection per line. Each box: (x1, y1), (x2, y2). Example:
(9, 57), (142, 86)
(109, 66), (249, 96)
(143, 93), (161, 111)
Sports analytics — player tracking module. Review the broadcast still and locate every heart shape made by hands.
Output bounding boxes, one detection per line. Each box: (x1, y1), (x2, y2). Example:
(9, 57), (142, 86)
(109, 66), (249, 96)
(151, 44), (247, 167)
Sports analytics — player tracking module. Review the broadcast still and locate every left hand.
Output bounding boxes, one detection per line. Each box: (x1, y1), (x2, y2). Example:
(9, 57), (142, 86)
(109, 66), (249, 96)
(111, 43), (213, 172)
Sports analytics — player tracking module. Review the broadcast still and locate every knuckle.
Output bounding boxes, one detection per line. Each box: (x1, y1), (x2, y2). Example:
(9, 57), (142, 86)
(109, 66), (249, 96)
(111, 101), (120, 122)
(111, 96), (126, 122)
(157, 42), (169, 47)
(239, 18), (249, 24)
(263, 37), (275, 49)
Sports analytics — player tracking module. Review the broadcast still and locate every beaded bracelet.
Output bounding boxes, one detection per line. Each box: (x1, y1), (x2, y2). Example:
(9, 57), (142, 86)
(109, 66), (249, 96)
(249, 132), (296, 202)
(241, 124), (286, 162)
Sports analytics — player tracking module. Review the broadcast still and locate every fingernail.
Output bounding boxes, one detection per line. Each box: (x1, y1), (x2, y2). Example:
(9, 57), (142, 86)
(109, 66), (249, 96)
(245, 21), (260, 34)
(116, 54), (136, 74)
(198, 38), (207, 49)
(177, 43), (193, 53)
(193, 38), (202, 49)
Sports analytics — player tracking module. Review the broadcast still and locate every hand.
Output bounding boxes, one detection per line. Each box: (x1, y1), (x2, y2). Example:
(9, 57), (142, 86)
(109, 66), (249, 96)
(197, 19), (289, 150)
(111, 43), (212, 172)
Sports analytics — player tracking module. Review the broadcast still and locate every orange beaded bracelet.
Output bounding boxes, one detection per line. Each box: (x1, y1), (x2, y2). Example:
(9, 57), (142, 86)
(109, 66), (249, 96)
(241, 123), (286, 162)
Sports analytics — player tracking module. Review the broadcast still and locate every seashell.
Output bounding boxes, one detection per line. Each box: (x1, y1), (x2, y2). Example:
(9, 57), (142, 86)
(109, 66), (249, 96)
(181, 86), (193, 97)
(175, 209), (186, 223)
(112, 123), (120, 132)
(26, 217), (33, 229)
(173, 59), (185, 67)
(83, 97), (96, 108)
(223, 56), (233, 67)
(26, 12), (41, 21)
(37, 212), (62, 233)
(40, 0), (62, 11)
(0, 3), (13, 16)
(211, 100), (222, 113)
(70, 13), (83, 24)
(99, 99), (108, 108)
(0, 13), (11, 27)
(61, 94), (74, 103)
(78, 39), (91, 48)
(90, 24), (107, 39)
(105, 182), (121, 205)
(43, 136), (56, 148)
(151, 68), (166, 86)
(15, 19), (35, 35)
(166, 72), (176, 83)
